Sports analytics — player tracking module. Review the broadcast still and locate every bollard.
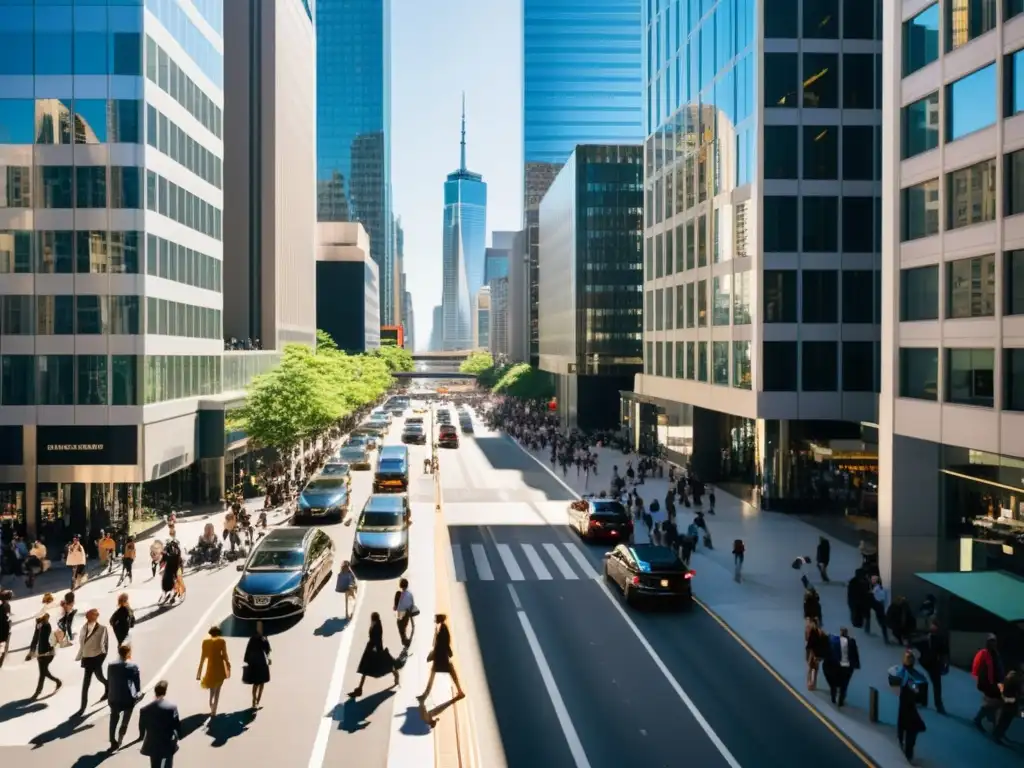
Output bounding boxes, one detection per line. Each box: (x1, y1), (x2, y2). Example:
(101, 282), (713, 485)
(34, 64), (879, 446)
(868, 686), (879, 723)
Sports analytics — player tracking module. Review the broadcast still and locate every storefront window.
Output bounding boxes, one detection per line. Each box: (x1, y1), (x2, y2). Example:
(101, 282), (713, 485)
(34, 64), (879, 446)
(0, 483), (26, 538)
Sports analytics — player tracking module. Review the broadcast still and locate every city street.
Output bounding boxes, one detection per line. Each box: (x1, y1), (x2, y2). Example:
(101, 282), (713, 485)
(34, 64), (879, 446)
(442, 414), (874, 768)
(0, 419), (437, 768)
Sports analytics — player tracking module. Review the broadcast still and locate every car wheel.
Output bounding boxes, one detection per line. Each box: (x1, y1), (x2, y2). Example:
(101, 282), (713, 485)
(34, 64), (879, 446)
(623, 585), (636, 606)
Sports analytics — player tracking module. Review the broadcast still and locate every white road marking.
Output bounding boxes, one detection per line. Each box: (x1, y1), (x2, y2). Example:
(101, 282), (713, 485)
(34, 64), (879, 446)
(451, 543), (467, 582)
(495, 543), (524, 581)
(596, 581), (743, 768)
(508, 584), (591, 768)
(308, 591), (365, 768)
(542, 543), (578, 580)
(520, 544), (552, 580)
(470, 543), (494, 581)
(562, 543), (599, 579)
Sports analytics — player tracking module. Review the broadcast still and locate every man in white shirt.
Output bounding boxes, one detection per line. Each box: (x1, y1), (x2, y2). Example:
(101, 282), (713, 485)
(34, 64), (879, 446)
(394, 578), (416, 648)
(870, 576), (890, 644)
(828, 627), (861, 707)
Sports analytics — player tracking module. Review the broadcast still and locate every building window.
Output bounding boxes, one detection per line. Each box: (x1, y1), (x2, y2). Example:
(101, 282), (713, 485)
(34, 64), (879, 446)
(36, 231), (73, 273)
(37, 355), (74, 406)
(1, 355), (34, 406)
(764, 126), (798, 179)
(655, 343), (664, 377)
(1008, 49), (1024, 117)
(802, 270), (838, 323)
(76, 295), (108, 335)
(947, 159), (996, 230)
(110, 166), (141, 209)
(843, 53), (876, 110)
(901, 178), (940, 241)
(36, 166), (72, 208)
(0, 100), (33, 143)
(75, 166), (107, 208)
(802, 341), (837, 391)
(655, 289), (664, 331)
(843, 342), (875, 392)
(697, 216), (708, 267)
(665, 286), (674, 330)
(803, 126), (838, 180)
(764, 270), (797, 322)
(902, 93), (939, 159)
(947, 65), (996, 142)
(732, 341), (751, 390)
(903, 4), (940, 76)
(803, 53), (838, 108)
(1011, 0), (1024, 22)
(1005, 349), (1024, 411)
(803, 0), (838, 38)
(900, 265), (939, 321)
(842, 196), (878, 253)
(764, 0), (798, 37)
(1004, 148), (1024, 216)
(763, 341), (798, 391)
(1005, 250), (1024, 315)
(0, 230), (31, 273)
(110, 100), (141, 143)
(844, 0), (879, 40)
(697, 342), (708, 382)
(733, 271), (752, 325)
(713, 276), (731, 326)
(946, 0), (996, 52)
(76, 231), (109, 274)
(765, 53), (799, 107)
(110, 296), (140, 335)
(697, 280), (708, 327)
(947, 348), (994, 407)
(712, 342), (729, 385)
(803, 197), (838, 252)
(1, 296), (32, 335)
(675, 341), (684, 378)
(764, 196), (798, 252)
(686, 282), (695, 327)
(947, 255), (995, 319)
(76, 355), (108, 405)
(676, 285), (686, 328)
(842, 271), (875, 324)
(645, 342), (652, 375)
(685, 342), (695, 380)
(674, 224), (684, 272)
(109, 232), (140, 275)
(645, 291), (653, 332)
(655, 236), (663, 279)
(36, 295), (74, 335)
(843, 126), (877, 181)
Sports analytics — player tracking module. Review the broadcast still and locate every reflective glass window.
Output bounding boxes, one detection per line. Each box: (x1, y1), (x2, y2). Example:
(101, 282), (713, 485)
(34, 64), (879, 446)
(842, 271), (876, 324)
(764, 270), (797, 323)
(1005, 349), (1024, 411)
(73, 99), (108, 144)
(947, 254), (996, 319)
(764, 196), (798, 252)
(35, 33), (72, 75)
(842, 196), (878, 254)
(36, 295), (74, 335)
(712, 276), (731, 326)
(37, 231), (73, 274)
(732, 270), (752, 325)
(764, 53), (798, 107)
(845, 0), (880, 40)
(901, 266), (939, 321)
(1, 296), (33, 336)
(74, 31), (108, 75)
(803, 126), (838, 180)
(1011, 0), (1024, 21)
(1, 355), (34, 406)
(0, 6), (33, 76)
(0, 231), (32, 274)
(697, 279), (707, 327)
(732, 341), (751, 389)
(843, 125), (877, 181)
(37, 355), (74, 406)
(1009, 50), (1024, 118)
(843, 53), (876, 110)
(763, 341), (797, 391)
(35, 99), (73, 145)
(0, 166), (31, 208)
(947, 65), (996, 142)
(802, 341), (837, 391)
(1005, 250), (1024, 315)
(764, 126), (797, 179)
(111, 100), (141, 143)
(111, 32), (142, 76)
(803, 53), (838, 108)
(76, 355), (108, 406)
(110, 167), (141, 209)
(802, 197), (838, 252)
(110, 296), (140, 335)
(712, 342), (729, 385)
(36, 166), (72, 209)
(802, 270), (838, 323)
(946, 348), (994, 407)
(697, 341), (708, 382)
(109, 231), (140, 274)
(901, 179), (940, 241)
(946, 0), (996, 52)
(903, 4), (939, 76)
(900, 348), (938, 400)
(902, 93), (939, 159)
(112, 355), (140, 406)
(0, 101), (34, 144)
(803, 0), (838, 38)
(947, 159), (996, 231)
(843, 342), (875, 393)
(76, 295), (107, 335)
(75, 166), (107, 209)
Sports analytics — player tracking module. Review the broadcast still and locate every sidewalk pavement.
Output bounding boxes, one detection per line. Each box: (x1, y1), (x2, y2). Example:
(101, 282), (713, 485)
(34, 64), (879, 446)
(518, 441), (1022, 768)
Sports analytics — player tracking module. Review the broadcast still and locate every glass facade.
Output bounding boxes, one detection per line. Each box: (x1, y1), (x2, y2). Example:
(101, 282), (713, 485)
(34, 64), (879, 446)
(441, 165), (487, 351)
(315, 0), (394, 324)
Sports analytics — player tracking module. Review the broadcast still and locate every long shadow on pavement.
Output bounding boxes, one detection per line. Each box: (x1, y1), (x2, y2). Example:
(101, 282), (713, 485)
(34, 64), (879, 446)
(207, 708), (257, 747)
(313, 617), (350, 637)
(398, 705), (432, 735)
(0, 697), (47, 724)
(471, 436), (577, 501)
(332, 688), (395, 733)
(218, 614), (302, 638)
(29, 712), (95, 748)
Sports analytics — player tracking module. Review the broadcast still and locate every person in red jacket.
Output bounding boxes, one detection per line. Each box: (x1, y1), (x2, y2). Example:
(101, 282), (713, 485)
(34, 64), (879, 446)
(972, 634), (1004, 731)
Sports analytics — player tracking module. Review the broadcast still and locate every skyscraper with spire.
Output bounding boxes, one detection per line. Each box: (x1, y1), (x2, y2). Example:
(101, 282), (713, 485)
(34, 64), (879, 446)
(441, 95), (487, 351)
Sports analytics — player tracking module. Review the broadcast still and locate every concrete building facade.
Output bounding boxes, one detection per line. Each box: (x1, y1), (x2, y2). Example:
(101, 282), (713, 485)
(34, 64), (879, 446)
(315, 222), (380, 352)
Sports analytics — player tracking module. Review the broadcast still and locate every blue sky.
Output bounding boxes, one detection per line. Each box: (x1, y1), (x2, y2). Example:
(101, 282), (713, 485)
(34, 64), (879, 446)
(392, 0), (522, 350)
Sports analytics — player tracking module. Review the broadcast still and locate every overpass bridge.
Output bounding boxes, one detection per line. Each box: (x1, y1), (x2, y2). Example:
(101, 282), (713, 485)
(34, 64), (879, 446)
(411, 351), (473, 362)
(393, 371), (475, 379)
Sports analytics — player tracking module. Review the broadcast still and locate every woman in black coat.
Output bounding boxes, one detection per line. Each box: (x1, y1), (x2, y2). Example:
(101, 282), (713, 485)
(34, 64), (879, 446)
(417, 614), (465, 704)
(160, 541), (183, 603)
(109, 592), (136, 647)
(27, 612), (62, 698)
(243, 620), (272, 709)
(350, 612), (398, 698)
(894, 651), (926, 761)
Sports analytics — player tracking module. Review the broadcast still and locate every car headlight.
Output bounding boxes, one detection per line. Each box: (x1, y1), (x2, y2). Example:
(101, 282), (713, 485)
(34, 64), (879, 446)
(234, 587), (248, 599)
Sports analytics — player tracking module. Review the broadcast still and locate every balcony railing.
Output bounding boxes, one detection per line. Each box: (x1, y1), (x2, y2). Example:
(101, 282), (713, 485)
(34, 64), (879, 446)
(223, 350), (282, 393)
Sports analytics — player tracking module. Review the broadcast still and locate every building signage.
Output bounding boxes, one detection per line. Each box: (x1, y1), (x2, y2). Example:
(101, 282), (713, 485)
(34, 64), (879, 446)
(37, 426), (138, 466)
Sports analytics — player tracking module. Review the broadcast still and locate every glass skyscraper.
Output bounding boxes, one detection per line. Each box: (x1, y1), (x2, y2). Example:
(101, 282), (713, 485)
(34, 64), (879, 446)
(315, 0), (395, 323)
(441, 101), (487, 351)
(523, 0), (643, 363)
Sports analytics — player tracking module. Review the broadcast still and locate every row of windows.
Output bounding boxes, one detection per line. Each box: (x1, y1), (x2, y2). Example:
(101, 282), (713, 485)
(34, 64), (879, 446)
(898, 347), (1024, 410)
(763, 196), (881, 254)
(2, 294), (139, 336)
(645, 339), (753, 390)
(900, 156), (1010, 241)
(900, 251), (1024, 321)
(145, 36), (222, 138)
(0, 354), (140, 407)
(145, 169), (222, 241)
(146, 104), (222, 189)
(0, 98), (140, 145)
(0, 19), (142, 78)
(145, 297), (221, 340)
(764, 52), (881, 111)
(645, 271), (754, 331)
(145, 234), (221, 292)
(765, 125), (882, 183)
(0, 165), (140, 209)
(762, 269), (880, 324)
(763, 0), (881, 41)
(144, 353), (221, 405)
(902, 0), (1023, 77)
(143, 0), (223, 89)
(0, 230), (140, 275)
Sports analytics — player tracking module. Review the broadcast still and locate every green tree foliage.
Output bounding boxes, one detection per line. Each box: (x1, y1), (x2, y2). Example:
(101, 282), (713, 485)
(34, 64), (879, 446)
(478, 362), (555, 400)
(369, 344), (414, 372)
(459, 351), (494, 375)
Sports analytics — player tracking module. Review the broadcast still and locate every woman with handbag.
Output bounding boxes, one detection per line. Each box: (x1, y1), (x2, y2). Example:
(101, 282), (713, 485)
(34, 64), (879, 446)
(417, 614), (465, 705)
(27, 612), (62, 699)
(350, 612), (399, 698)
(243, 620), (272, 710)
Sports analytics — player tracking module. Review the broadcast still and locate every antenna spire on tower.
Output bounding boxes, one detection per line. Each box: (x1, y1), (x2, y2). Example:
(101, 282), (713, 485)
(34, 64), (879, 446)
(460, 92), (467, 171)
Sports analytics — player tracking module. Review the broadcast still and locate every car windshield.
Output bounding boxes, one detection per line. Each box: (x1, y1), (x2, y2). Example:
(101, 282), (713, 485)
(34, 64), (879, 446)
(304, 478), (347, 492)
(403, 425), (424, 432)
(247, 548), (304, 571)
(359, 512), (404, 529)
(591, 501), (628, 519)
(339, 448), (365, 459)
(440, 426), (456, 434)
(321, 463), (350, 475)
(378, 459), (405, 474)
(629, 546), (681, 571)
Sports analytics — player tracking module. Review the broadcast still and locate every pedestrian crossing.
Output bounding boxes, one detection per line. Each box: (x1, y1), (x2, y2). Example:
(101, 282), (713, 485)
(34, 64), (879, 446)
(450, 540), (601, 583)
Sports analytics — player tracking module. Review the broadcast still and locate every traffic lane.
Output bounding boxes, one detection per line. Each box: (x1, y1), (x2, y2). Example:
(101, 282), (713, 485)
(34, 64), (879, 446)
(451, 433), (576, 502)
(456, 581), (579, 768)
(630, 604), (871, 768)
(514, 579), (733, 768)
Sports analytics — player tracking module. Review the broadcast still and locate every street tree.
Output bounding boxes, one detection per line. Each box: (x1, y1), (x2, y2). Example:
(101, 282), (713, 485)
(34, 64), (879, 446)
(460, 351), (494, 375)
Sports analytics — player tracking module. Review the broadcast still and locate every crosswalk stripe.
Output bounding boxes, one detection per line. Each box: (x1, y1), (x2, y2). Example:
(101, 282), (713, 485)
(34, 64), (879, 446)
(520, 544), (552, 580)
(495, 543), (525, 581)
(542, 543), (578, 579)
(451, 543), (467, 582)
(470, 543), (494, 580)
(563, 543), (599, 579)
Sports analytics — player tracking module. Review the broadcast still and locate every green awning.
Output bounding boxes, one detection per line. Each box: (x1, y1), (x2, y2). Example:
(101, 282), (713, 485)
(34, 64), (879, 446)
(916, 571), (1024, 623)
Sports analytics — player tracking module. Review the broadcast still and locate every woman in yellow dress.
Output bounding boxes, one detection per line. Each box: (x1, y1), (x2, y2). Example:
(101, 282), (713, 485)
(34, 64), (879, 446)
(196, 625), (231, 716)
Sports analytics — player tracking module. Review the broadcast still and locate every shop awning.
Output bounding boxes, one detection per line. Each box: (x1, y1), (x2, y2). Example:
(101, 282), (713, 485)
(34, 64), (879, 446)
(915, 571), (1024, 622)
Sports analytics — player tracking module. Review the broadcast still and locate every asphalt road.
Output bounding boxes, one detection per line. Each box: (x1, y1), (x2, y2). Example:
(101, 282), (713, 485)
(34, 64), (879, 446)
(0, 415), (436, 768)
(441, 415), (875, 768)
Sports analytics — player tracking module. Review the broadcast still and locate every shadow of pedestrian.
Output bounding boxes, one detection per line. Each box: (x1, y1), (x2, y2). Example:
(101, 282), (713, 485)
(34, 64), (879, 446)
(218, 614), (300, 638)
(419, 697), (458, 727)
(313, 617), (350, 638)
(206, 708), (256, 747)
(332, 689), (395, 733)
(29, 714), (95, 748)
(398, 705), (432, 735)
(70, 747), (116, 767)
(0, 697), (46, 724)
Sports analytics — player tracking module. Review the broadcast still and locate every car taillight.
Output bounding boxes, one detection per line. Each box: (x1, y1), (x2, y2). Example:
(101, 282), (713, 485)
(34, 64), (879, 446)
(589, 519), (602, 528)
(684, 571), (695, 580)
(631, 575), (640, 585)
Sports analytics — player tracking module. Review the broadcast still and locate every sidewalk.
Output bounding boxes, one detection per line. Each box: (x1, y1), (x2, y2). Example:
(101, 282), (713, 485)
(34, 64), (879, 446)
(517, 440), (1022, 768)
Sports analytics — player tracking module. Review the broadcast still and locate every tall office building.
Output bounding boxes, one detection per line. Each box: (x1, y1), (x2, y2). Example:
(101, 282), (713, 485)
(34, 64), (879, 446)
(0, 0), (253, 540)
(394, 215), (405, 328)
(225, 0), (317, 348)
(507, 229), (530, 362)
(403, 290), (415, 351)
(429, 304), (444, 351)
(880, 1), (1024, 602)
(315, 0), (395, 323)
(631, 1), (883, 510)
(315, 222), (380, 352)
(473, 286), (491, 350)
(490, 276), (509, 359)
(485, 246), (509, 284)
(441, 98), (487, 351)
(523, 0), (643, 365)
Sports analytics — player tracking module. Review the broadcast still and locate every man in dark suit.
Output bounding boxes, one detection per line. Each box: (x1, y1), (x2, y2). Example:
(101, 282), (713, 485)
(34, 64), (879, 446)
(138, 680), (182, 768)
(826, 627), (861, 707)
(107, 644), (142, 750)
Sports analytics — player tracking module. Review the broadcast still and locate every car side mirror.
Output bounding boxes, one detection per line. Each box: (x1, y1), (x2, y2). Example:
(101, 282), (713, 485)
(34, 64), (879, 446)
(236, 564), (244, 572)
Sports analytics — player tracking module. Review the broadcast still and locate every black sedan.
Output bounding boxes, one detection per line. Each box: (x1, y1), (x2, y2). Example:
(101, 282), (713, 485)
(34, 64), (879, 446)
(402, 424), (427, 444)
(603, 544), (693, 609)
(568, 499), (633, 542)
(232, 528), (334, 620)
